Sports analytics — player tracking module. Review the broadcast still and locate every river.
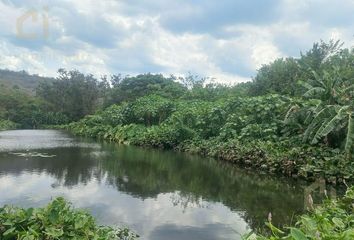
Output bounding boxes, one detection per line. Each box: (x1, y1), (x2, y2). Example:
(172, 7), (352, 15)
(0, 130), (328, 239)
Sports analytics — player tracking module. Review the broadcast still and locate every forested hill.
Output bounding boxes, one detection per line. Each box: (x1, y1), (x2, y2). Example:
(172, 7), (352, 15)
(0, 69), (54, 94)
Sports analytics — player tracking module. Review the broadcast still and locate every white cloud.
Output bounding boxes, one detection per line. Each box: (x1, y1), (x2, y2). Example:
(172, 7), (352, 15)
(0, 0), (353, 82)
(251, 43), (282, 69)
(0, 173), (249, 239)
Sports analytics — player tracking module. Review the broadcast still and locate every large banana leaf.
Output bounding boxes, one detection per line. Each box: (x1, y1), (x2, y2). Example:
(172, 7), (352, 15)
(345, 113), (354, 160)
(311, 106), (349, 144)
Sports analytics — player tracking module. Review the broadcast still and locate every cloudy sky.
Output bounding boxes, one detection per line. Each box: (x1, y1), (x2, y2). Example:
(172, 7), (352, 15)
(0, 0), (353, 83)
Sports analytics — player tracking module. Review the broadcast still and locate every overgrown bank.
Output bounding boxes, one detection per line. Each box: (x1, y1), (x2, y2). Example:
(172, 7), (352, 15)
(64, 92), (352, 185)
(59, 40), (354, 185)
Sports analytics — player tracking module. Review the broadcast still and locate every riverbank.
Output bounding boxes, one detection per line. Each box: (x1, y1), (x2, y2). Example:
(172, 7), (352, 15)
(60, 116), (351, 186)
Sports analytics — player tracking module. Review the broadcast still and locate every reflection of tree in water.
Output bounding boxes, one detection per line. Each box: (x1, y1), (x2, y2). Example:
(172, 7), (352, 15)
(170, 192), (209, 212)
(0, 148), (103, 187)
(99, 144), (305, 230)
(0, 142), (305, 231)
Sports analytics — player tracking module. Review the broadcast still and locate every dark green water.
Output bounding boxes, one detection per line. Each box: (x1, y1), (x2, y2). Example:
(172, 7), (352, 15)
(0, 130), (329, 239)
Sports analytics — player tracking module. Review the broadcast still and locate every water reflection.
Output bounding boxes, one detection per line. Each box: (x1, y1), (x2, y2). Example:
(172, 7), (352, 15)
(0, 130), (308, 239)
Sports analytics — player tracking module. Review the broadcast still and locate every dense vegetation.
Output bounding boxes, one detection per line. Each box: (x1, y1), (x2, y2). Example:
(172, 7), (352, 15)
(67, 93), (350, 183)
(246, 186), (354, 240)
(0, 119), (17, 130)
(36, 69), (107, 121)
(1, 40), (353, 238)
(0, 69), (54, 94)
(0, 197), (137, 239)
(0, 69), (107, 128)
(0, 84), (69, 128)
(59, 40), (353, 185)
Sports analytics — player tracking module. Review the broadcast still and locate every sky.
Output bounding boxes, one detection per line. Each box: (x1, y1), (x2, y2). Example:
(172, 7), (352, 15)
(0, 0), (354, 84)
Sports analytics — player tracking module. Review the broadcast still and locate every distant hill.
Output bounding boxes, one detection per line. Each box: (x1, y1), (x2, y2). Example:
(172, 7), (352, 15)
(0, 69), (54, 94)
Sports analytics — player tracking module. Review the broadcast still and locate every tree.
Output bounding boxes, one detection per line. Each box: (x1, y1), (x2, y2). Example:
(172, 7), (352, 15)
(37, 69), (101, 121)
(249, 58), (301, 96)
(104, 73), (186, 106)
(249, 40), (344, 97)
(298, 40), (343, 73)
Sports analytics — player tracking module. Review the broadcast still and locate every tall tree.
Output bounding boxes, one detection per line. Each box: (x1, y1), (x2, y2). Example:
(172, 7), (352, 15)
(37, 69), (101, 121)
(105, 73), (186, 106)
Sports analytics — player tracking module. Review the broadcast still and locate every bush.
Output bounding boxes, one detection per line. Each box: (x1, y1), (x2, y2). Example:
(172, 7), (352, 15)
(246, 186), (354, 239)
(0, 197), (137, 240)
(0, 119), (17, 130)
(111, 124), (147, 145)
(140, 124), (195, 149)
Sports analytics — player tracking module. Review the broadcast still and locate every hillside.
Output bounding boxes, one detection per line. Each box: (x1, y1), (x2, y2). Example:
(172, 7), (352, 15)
(0, 69), (54, 94)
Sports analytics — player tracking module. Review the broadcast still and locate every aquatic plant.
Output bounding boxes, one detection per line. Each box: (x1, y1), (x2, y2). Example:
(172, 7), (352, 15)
(245, 186), (354, 239)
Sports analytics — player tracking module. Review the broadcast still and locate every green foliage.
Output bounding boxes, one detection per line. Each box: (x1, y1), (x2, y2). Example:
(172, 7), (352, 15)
(3, 39), (354, 181)
(249, 40), (344, 97)
(104, 73), (186, 106)
(298, 40), (343, 73)
(0, 119), (17, 130)
(0, 197), (137, 240)
(345, 114), (354, 159)
(285, 67), (354, 159)
(246, 186), (354, 240)
(65, 90), (353, 183)
(220, 95), (289, 141)
(165, 100), (224, 139)
(109, 124), (147, 145)
(179, 138), (351, 183)
(31, 110), (70, 127)
(0, 84), (68, 128)
(3, 40), (354, 239)
(140, 123), (195, 148)
(100, 104), (126, 126)
(0, 69), (54, 94)
(37, 69), (102, 121)
(129, 95), (175, 126)
(68, 115), (109, 138)
(249, 58), (301, 96)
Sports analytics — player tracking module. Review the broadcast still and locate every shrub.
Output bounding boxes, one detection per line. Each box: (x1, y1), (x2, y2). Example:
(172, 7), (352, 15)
(246, 186), (354, 239)
(0, 119), (17, 130)
(0, 197), (137, 240)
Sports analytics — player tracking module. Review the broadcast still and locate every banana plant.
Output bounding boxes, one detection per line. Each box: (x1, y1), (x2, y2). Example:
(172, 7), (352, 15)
(290, 68), (354, 159)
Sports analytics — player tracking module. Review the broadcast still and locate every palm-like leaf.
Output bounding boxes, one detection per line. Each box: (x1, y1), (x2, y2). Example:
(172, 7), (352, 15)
(345, 114), (354, 160)
(303, 87), (326, 98)
(292, 68), (354, 159)
(311, 106), (349, 144)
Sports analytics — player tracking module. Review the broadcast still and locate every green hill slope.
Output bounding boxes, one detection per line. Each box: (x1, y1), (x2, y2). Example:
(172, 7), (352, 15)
(0, 69), (54, 94)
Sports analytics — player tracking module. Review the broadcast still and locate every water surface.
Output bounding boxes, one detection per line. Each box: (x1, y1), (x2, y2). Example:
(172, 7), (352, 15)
(0, 130), (311, 239)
